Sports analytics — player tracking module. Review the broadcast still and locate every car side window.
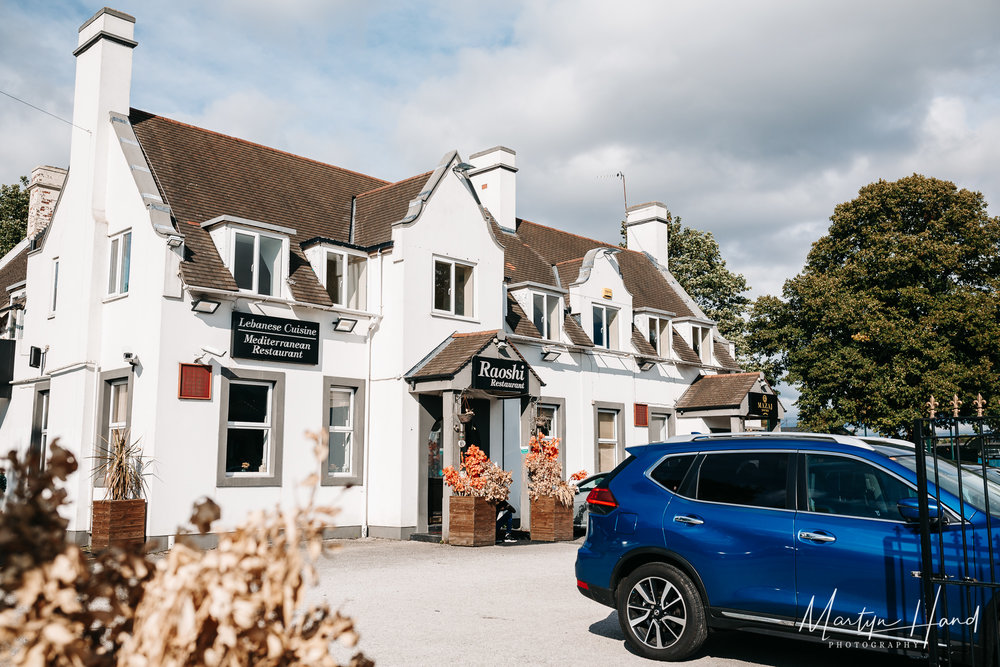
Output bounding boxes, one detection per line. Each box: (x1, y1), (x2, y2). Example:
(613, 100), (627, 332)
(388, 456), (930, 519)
(694, 452), (790, 509)
(804, 453), (917, 520)
(649, 454), (696, 493)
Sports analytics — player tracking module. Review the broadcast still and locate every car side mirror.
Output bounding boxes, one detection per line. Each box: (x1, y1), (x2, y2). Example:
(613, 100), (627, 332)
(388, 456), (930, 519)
(897, 497), (940, 523)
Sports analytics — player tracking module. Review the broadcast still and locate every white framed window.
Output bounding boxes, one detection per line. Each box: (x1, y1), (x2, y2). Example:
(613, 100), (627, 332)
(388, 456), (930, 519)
(597, 408), (619, 472)
(648, 316), (670, 356)
(433, 258), (474, 317)
(107, 231), (132, 296)
(692, 326), (711, 363)
(107, 379), (129, 447)
(649, 413), (668, 443)
(592, 304), (619, 349)
(225, 380), (272, 475)
(325, 250), (367, 309)
(537, 404), (558, 441)
(32, 388), (50, 472)
(49, 258), (59, 316)
(233, 230), (283, 297)
(328, 387), (355, 474)
(532, 292), (561, 340)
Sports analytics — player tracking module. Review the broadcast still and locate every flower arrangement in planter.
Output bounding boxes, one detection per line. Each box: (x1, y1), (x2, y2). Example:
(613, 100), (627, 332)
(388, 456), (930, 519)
(90, 429), (152, 551)
(443, 445), (512, 546)
(525, 435), (587, 541)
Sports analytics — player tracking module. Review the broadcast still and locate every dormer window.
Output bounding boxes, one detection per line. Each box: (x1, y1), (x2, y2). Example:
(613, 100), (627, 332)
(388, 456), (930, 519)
(691, 325), (711, 363)
(592, 304), (619, 349)
(648, 316), (670, 356)
(532, 292), (561, 340)
(234, 231), (283, 296)
(325, 250), (367, 309)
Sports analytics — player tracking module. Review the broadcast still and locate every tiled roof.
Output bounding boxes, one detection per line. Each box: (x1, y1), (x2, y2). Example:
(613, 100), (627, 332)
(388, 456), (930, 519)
(671, 327), (701, 365)
(505, 295), (542, 338)
(563, 314), (594, 347)
(493, 221), (558, 287)
(0, 245), (28, 309)
(129, 109), (388, 303)
(714, 340), (741, 371)
(675, 372), (762, 411)
(631, 325), (657, 357)
(354, 173), (431, 247)
(554, 258), (584, 288)
(408, 331), (499, 380)
(515, 219), (697, 318)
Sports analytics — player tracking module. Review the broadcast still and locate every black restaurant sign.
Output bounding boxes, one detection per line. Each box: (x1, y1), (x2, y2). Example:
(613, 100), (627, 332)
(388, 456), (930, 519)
(747, 391), (777, 419)
(231, 312), (319, 365)
(471, 355), (528, 395)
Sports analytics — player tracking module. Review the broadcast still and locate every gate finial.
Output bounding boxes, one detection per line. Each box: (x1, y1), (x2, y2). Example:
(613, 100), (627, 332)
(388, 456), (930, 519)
(926, 395), (938, 419)
(951, 394), (962, 418)
(973, 393), (986, 418)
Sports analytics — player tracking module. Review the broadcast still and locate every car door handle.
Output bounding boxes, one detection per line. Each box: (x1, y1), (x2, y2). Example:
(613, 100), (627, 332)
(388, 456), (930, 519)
(673, 515), (704, 525)
(798, 530), (836, 543)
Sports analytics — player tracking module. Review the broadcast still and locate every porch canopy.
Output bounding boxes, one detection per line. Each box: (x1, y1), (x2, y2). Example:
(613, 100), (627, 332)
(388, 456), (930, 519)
(405, 329), (543, 539)
(675, 371), (784, 432)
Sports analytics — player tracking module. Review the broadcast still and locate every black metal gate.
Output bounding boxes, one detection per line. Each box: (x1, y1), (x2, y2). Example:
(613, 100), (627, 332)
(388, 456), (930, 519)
(913, 399), (1000, 666)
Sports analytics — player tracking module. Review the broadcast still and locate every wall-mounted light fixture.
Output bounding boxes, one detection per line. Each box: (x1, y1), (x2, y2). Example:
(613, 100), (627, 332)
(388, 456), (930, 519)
(638, 358), (656, 372)
(28, 346), (42, 368)
(191, 299), (221, 314)
(541, 346), (561, 362)
(333, 317), (358, 333)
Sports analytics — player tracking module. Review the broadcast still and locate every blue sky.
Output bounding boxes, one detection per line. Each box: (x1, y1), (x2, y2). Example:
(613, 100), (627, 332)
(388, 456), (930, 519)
(3, 1), (1000, 422)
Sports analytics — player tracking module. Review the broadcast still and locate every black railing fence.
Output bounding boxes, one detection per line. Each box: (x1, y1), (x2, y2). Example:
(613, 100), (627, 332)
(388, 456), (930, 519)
(913, 395), (1000, 666)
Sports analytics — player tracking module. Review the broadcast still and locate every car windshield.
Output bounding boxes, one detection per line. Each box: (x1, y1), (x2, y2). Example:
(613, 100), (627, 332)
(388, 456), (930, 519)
(890, 452), (1000, 516)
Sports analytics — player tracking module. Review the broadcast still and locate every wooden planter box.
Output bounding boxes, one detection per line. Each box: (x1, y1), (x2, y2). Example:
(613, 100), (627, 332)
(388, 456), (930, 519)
(530, 496), (574, 542)
(91, 498), (146, 551)
(449, 496), (494, 547)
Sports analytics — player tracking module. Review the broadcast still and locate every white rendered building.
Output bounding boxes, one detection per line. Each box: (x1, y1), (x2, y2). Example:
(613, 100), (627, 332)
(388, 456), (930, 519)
(0, 8), (781, 546)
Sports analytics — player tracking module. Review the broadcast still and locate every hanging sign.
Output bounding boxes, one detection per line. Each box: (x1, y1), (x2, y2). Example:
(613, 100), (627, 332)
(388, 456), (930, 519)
(747, 392), (777, 419)
(231, 312), (319, 365)
(471, 355), (528, 395)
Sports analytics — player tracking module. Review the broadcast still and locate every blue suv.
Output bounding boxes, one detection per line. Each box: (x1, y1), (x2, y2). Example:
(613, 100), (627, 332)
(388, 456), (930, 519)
(575, 433), (1000, 662)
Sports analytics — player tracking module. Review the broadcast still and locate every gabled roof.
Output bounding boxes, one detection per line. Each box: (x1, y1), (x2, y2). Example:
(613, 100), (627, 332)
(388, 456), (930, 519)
(675, 372), (763, 411)
(515, 219), (697, 318)
(406, 331), (542, 388)
(354, 172), (432, 247)
(129, 109), (390, 303)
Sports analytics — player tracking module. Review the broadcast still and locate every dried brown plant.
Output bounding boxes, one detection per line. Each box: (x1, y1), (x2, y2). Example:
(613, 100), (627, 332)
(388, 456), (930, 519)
(0, 433), (372, 667)
(91, 429), (151, 500)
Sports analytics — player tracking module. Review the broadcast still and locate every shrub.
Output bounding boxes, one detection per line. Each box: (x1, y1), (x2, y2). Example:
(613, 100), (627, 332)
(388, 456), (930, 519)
(524, 435), (587, 506)
(442, 445), (512, 504)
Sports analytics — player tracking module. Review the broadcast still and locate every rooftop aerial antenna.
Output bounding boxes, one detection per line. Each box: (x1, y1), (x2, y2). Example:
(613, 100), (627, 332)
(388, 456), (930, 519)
(616, 171), (628, 214)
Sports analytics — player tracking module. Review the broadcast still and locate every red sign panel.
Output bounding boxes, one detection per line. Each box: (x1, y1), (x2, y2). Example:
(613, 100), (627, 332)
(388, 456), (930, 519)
(178, 363), (212, 400)
(634, 403), (649, 428)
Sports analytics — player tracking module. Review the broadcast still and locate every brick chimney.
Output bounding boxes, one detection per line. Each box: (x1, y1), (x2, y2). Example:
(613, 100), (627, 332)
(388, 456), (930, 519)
(624, 202), (670, 267)
(26, 165), (67, 239)
(69, 7), (136, 216)
(468, 146), (517, 232)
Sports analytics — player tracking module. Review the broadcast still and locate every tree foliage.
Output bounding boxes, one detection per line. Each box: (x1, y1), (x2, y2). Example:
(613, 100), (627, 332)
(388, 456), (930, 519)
(0, 176), (30, 257)
(746, 174), (1000, 436)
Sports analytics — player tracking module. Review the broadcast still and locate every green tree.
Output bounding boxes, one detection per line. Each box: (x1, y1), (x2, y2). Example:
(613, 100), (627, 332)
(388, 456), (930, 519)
(747, 174), (1000, 436)
(0, 176), (30, 257)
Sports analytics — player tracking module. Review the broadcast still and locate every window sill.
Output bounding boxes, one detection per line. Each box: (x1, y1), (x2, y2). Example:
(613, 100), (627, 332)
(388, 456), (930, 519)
(430, 311), (479, 324)
(103, 292), (129, 304)
(321, 473), (363, 487)
(217, 473), (281, 488)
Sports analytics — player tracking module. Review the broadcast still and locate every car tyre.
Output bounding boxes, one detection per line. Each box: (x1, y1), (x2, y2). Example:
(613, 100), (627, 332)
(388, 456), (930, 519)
(616, 562), (707, 661)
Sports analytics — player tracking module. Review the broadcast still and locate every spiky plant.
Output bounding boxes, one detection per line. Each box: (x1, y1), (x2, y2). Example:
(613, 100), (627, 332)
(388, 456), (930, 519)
(92, 429), (150, 500)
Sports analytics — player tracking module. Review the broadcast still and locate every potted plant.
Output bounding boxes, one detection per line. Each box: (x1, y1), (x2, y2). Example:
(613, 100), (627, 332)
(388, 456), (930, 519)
(525, 435), (586, 541)
(443, 445), (512, 546)
(90, 429), (151, 550)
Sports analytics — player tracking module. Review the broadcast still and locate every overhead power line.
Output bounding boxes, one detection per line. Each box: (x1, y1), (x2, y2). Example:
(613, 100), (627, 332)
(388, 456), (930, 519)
(0, 89), (90, 134)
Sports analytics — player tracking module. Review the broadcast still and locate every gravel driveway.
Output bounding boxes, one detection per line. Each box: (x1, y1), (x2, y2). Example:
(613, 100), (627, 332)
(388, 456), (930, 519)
(313, 537), (923, 667)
